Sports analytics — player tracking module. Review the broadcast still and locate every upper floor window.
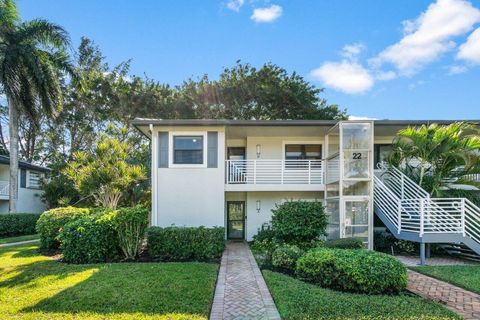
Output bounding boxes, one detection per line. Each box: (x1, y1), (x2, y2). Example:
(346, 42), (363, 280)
(173, 136), (204, 164)
(285, 144), (322, 160)
(27, 171), (42, 189)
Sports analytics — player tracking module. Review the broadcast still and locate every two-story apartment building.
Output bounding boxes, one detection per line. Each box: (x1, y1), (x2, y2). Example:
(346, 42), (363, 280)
(133, 119), (479, 252)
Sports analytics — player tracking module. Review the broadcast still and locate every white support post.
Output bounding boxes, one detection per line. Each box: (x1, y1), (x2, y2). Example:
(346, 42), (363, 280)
(420, 199), (425, 237)
(308, 160), (311, 184)
(281, 160), (284, 184)
(397, 201), (402, 234)
(461, 198), (466, 237)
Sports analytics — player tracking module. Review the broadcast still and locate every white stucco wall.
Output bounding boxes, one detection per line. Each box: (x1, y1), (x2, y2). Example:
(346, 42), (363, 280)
(245, 136), (325, 160)
(154, 126), (226, 228)
(0, 164), (48, 214)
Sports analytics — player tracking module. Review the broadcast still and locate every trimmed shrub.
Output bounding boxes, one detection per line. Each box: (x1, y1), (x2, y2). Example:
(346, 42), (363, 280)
(36, 207), (91, 249)
(147, 226), (225, 261)
(271, 200), (327, 244)
(296, 248), (407, 294)
(0, 213), (39, 237)
(58, 215), (120, 264)
(108, 205), (149, 260)
(272, 244), (304, 273)
(319, 238), (364, 249)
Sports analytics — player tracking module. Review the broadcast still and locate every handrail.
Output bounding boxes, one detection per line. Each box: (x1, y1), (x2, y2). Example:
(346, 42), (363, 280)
(226, 159), (323, 185)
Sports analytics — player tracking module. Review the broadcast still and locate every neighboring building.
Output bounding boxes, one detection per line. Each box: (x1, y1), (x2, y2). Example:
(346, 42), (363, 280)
(133, 119), (480, 261)
(0, 155), (50, 213)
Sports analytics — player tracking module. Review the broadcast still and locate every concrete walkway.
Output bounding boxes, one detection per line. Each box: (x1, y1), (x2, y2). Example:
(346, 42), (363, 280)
(0, 239), (39, 248)
(210, 242), (281, 320)
(408, 270), (480, 320)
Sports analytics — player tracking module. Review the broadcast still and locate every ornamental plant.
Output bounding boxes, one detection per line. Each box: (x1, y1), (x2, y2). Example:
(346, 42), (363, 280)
(64, 128), (146, 209)
(271, 200), (328, 244)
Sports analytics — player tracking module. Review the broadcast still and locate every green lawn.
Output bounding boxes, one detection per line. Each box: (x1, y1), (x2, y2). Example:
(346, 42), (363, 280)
(0, 234), (39, 244)
(0, 243), (218, 320)
(412, 265), (480, 294)
(263, 270), (460, 320)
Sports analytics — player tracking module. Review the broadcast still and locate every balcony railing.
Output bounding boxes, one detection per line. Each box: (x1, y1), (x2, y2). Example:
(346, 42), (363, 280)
(0, 181), (8, 196)
(226, 160), (323, 185)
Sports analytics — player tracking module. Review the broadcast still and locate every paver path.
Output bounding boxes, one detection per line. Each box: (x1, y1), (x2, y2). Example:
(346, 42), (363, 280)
(210, 242), (280, 320)
(0, 239), (39, 248)
(408, 270), (480, 320)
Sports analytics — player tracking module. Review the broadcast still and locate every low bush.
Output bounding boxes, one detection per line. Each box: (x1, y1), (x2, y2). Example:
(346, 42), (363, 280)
(58, 215), (120, 264)
(0, 213), (39, 237)
(296, 248), (407, 294)
(147, 226), (225, 261)
(36, 207), (91, 249)
(271, 200), (327, 244)
(318, 237), (364, 249)
(107, 205), (149, 260)
(272, 244), (304, 273)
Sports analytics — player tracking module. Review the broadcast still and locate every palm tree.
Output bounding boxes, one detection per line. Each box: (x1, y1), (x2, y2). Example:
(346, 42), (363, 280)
(389, 122), (480, 197)
(0, 0), (72, 212)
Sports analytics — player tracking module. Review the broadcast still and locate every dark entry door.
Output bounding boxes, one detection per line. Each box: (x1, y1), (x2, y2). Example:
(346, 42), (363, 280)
(227, 201), (245, 240)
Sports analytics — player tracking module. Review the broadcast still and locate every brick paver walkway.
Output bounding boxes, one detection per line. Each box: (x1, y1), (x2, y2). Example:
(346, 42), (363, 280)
(210, 242), (280, 320)
(397, 255), (477, 267)
(408, 270), (480, 320)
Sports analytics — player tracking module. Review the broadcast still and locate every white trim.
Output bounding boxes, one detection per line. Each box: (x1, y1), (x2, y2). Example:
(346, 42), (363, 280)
(151, 127), (158, 226)
(168, 131), (208, 168)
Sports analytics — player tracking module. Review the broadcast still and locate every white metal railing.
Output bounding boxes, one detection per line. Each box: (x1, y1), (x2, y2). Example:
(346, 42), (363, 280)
(225, 159), (323, 185)
(374, 164), (480, 243)
(0, 181), (8, 196)
(465, 173), (480, 182)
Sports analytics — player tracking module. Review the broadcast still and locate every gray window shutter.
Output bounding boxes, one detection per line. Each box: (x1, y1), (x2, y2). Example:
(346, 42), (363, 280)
(158, 132), (169, 168)
(20, 169), (26, 188)
(207, 131), (218, 168)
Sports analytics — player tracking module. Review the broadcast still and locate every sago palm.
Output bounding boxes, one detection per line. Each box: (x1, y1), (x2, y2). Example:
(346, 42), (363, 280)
(0, 0), (72, 211)
(389, 122), (480, 196)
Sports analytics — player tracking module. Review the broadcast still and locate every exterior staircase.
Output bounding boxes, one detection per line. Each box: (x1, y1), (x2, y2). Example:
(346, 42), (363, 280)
(374, 163), (480, 264)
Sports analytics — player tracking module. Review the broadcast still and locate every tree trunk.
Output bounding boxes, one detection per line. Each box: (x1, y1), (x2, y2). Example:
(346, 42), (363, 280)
(8, 97), (19, 213)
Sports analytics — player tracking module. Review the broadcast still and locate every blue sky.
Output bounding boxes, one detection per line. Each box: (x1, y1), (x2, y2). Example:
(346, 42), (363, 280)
(19, 0), (480, 120)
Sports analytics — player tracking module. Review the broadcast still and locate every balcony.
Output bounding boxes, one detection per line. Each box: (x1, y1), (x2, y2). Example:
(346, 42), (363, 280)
(225, 160), (324, 191)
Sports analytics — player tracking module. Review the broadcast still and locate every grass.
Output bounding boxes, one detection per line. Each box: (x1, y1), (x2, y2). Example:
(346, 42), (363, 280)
(0, 243), (218, 319)
(412, 265), (480, 294)
(263, 270), (460, 320)
(0, 234), (39, 244)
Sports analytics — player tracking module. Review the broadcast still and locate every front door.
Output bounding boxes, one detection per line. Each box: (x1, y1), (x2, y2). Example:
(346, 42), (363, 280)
(227, 201), (245, 240)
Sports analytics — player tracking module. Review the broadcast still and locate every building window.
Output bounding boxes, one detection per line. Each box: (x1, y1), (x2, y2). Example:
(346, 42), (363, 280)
(374, 144), (393, 167)
(27, 171), (42, 189)
(285, 144), (322, 160)
(173, 136), (204, 164)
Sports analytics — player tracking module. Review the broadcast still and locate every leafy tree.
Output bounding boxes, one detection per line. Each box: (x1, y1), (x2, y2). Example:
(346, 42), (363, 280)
(64, 125), (146, 209)
(389, 122), (480, 197)
(0, 0), (72, 211)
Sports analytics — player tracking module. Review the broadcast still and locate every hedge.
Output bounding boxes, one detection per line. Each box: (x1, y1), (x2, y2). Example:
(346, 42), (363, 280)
(318, 237), (365, 249)
(296, 248), (407, 294)
(147, 226), (225, 261)
(0, 213), (40, 237)
(36, 207), (91, 249)
(58, 215), (121, 264)
(272, 244), (304, 273)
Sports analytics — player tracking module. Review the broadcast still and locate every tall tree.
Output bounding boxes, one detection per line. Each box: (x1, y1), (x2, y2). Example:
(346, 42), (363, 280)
(0, 0), (72, 211)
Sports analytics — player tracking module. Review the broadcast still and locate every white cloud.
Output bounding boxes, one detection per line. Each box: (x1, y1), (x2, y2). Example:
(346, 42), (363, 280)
(311, 60), (374, 94)
(251, 4), (283, 23)
(226, 0), (244, 12)
(457, 27), (480, 64)
(341, 43), (365, 60)
(448, 65), (468, 74)
(373, 0), (480, 75)
(408, 80), (426, 90)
